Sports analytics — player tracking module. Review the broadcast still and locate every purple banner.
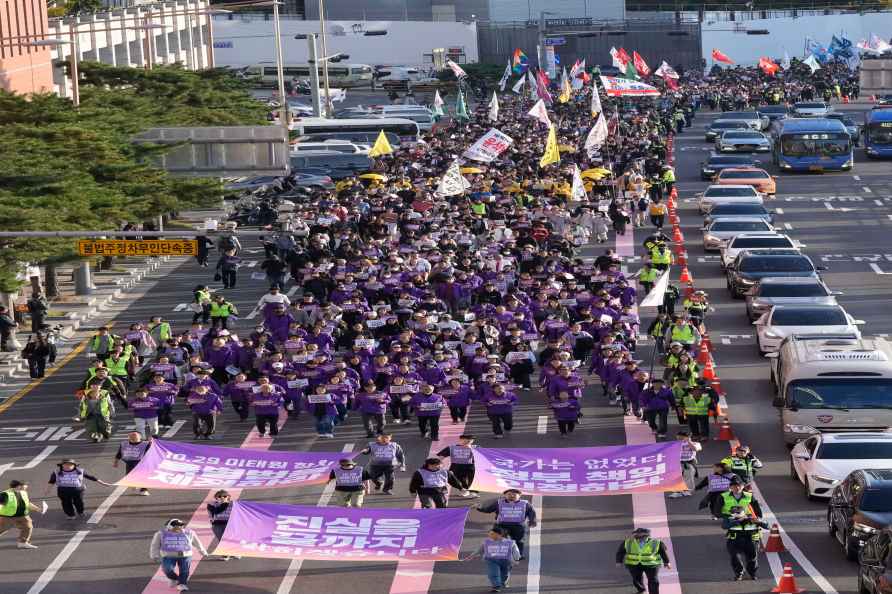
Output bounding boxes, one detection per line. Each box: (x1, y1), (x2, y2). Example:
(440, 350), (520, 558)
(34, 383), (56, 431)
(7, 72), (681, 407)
(215, 501), (469, 561)
(117, 439), (355, 490)
(470, 442), (686, 496)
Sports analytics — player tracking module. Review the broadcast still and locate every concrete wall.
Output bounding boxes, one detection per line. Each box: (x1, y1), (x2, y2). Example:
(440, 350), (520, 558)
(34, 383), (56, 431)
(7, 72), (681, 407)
(0, 0), (54, 95)
(701, 11), (892, 66)
(489, 0), (624, 23)
(212, 17), (478, 68)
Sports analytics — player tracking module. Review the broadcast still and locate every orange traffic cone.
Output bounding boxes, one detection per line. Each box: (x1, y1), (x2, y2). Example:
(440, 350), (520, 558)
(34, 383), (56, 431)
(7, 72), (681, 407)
(679, 266), (692, 284)
(715, 418), (734, 441)
(670, 187), (678, 198)
(697, 342), (711, 364)
(871, 94), (877, 102)
(702, 333), (713, 351)
(702, 358), (716, 380)
(674, 242), (686, 257)
(764, 524), (786, 553)
(672, 226), (684, 243)
(772, 563), (805, 594)
(710, 377), (722, 394)
(677, 251), (687, 266)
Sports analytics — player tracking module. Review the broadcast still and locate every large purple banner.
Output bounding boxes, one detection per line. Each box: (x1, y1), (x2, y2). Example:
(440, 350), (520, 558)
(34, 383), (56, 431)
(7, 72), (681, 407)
(470, 442), (686, 496)
(215, 501), (469, 561)
(117, 439), (355, 489)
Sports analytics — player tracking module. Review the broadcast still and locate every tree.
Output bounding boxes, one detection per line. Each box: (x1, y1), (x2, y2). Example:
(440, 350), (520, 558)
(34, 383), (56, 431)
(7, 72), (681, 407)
(0, 63), (268, 293)
(64, 0), (102, 15)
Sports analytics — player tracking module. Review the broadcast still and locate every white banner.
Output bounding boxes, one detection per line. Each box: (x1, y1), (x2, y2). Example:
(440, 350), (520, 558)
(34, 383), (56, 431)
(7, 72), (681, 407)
(463, 128), (514, 163)
(639, 269), (670, 308)
(436, 161), (471, 196)
(599, 76), (660, 97)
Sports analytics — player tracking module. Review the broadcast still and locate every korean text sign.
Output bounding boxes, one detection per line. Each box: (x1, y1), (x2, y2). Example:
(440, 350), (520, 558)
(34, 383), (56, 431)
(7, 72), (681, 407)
(462, 128), (514, 163)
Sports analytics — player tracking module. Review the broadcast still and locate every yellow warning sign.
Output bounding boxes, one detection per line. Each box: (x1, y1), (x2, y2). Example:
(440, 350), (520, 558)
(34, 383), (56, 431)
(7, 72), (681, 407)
(77, 240), (198, 257)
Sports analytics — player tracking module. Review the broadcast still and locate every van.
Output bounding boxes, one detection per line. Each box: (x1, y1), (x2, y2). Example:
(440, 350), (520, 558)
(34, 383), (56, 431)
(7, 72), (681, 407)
(292, 141), (363, 154)
(768, 335), (892, 445)
(289, 151), (372, 180)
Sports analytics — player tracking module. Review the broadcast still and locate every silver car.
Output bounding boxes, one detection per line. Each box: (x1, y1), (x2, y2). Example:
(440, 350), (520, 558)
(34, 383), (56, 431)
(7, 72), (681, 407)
(697, 184), (763, 215)
(793, 101), (832, 117)
(745, 277), (839, 321)
(702, 216), (775, 251)
(718, 110), (767, 130)
(715, 130), (772, 153)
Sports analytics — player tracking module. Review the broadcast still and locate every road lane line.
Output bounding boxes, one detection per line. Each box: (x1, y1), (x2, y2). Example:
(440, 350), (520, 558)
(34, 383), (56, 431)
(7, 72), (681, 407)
(34, 427), (56, 442)
(161, 420), (186, 438)
(276, 443), (354, 594)
(863, 186), (873, 193)
(783, 223), (793, 230)
(775, 208), (784, 214)
(15, 445), (58, 469)
(27, 531), (90, 594)
(525, 417), (548, 594)
(876, 200), (884, 206)
(853, 175), (861, 180)
(87, 485), (129, 525)
(387, 407), (469, 594)
(0, 337), (89, 414)
(869, 263), (892, 275)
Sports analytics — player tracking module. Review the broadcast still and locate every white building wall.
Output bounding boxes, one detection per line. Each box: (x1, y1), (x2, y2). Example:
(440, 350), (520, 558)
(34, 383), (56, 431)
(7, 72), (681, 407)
(488, 0), (625, 23)
(701, 11), (892, 66)
(212, 18), (478, 69)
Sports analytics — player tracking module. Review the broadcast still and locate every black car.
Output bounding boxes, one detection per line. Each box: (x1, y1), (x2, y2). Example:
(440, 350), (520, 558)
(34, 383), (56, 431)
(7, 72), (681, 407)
(290, 152), (373, 180)
(859, 528), (892, 594)
(703, 203), (775, 226)
(829, 469), (892, 560)
(705, 119), (751, 142)
(757, 105), (788, 121)
(700, 153), (760, 180)
(876, 94), (892, 106)
(725, 250), (821, 298)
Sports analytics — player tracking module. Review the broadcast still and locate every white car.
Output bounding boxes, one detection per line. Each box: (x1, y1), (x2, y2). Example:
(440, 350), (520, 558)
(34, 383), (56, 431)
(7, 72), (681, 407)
(719, 233), (800, 268)
(754, 304), (864, 354)
(697, 184), (763, 214)
(791, 432), (892, 499)
(702, 216), (775, 251)
(792, 101), (832, 118)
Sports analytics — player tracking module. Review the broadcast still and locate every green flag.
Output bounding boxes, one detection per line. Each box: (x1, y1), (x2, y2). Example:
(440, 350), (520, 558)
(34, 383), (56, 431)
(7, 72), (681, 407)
(455, 88), (469, 122)
(624, 60), (639, 80)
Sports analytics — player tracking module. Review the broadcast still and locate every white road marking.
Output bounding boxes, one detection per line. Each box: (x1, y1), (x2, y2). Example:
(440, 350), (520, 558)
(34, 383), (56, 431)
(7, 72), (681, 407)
(887, 214), (892, 221)
(0, 446), (58, 479)
(87, 485), (129, 524)
(774, 208), (784, 214)
(853, 175), (861, 180)
(276, 442), (354, 594)
(783, 223), (793, 230)
(243, 260), (259, 268)
(526, 417), (548, 594)
(27, 531), (91, 594)
(721, 337), (731, 345)
(876, 200), (884, 206)
(172, 303), (189, 312)
(33, 426), (56, 441)
(824, 202), (855, 212)
(161, 420), (186, 438)
(863, 186), (873, 193)
(286, 286), (298, 296)
(870, 263), (892, 275)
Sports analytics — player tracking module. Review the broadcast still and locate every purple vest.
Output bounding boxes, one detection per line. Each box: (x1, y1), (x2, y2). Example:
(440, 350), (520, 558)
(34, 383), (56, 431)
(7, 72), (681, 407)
(160, 529), (192, 553)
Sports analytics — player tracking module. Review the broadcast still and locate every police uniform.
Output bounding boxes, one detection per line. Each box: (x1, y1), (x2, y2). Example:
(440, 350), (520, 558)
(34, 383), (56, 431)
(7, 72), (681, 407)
(722, 508), (768, 580)
(616, 531), (669, 594)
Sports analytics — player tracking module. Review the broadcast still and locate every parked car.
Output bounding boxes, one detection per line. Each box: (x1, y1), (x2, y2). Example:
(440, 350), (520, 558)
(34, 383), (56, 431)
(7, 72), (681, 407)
(703, 203), (776, 226)
(720, 233), (799, 269)
(697, 184), (763, 215)
(704, 119), (751, 142)
(829, 469), (892, 560)
(745, 276), (839, 321)
(715, 167), (777, 195)
(699, 153), (760, 180)
(858, 528), (892, 593)
(793, 101), (832, 117)
(754, 304), (864, 354)
(725, 250), (822, 298)
(791, 433), (892, 500)
(715, 130), (772, 153)
(701, 217), (775, 251)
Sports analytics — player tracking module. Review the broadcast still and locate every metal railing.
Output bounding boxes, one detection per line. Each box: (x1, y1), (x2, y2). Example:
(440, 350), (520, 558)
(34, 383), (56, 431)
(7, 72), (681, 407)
(626, 1), (888, 11)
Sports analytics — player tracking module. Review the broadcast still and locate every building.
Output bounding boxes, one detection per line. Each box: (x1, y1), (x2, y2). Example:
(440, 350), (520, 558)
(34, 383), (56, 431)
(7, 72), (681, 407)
(0, 0), (55, 94)
(302, 0), (489, 22)
(488, 0), (624, 22)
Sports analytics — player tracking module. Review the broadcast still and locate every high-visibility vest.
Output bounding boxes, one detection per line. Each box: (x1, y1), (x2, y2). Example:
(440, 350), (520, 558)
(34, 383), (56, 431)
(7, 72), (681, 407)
(79, 394), (111, 418)
(721, 456), (754, 479)
(651, 249), (671, 265)
(683, 394), (709, 416)
(210, 302), (232, 317)
(720, 491), (753, 516)
(104, 356), (129, 377)
(149, 322), (171, 343)
(639, 268), (659, 283)
(670, 325), (694, 343)
(662, 169), (676, 183)
(623, 538), (662, 566)
(471, 202), (486, 215)
(195, 289), (211, 304)
(0, 488), (29, 517)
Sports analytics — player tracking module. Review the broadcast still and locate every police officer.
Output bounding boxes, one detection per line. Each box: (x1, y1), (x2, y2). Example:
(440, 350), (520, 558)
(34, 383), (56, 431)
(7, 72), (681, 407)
(649, 243), (673, 272)
(636, 262), (660, 295)
(663, 316), (699, 352)
(361, 433), (406, 495)
(327, 458), (371, 508)
(713, 476), (764, 520)
(723, 505), (768, 581)
(0, 480), (45, 549)
(409, 458), (458, 509)
(721, 445), (763, 486)
(475, 489), (538, 559)
(114, 431), (152, 495)
(616, 527), (671, 594)
(149, 518), (209, 592)
(44, 459), (111, 520)
(437, 434), (478, 498)
(682, 385), (711, 442)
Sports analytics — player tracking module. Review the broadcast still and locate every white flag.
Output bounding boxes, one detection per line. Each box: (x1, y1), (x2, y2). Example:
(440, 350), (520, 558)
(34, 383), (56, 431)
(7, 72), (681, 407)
(527, 99), (551, 127)
(654, 60), (679, 79)
(436, 161), (470, 196)
(528, 70), (538, 100)
(446, 59), (467, 79)
(584, 113), (608, 154)
(512, 76), (526, 94)
(570, 59), (585, 90)
(591, 83), (603, 117)
(639, 269), (670, 308)
(498, 61), (511, 92)
(610, 47), (625, 70)
(432, 90), (445, 119)
(803, 54), (821, 73)
(571, 164), (586, 201)
(488, 91), (499, 122)
(782, 51), (791, 70)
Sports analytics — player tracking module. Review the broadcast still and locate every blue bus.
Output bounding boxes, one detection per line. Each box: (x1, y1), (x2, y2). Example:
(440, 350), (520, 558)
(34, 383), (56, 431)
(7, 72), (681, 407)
(772, 118), (853, 172)
(863, 108), (892, 158)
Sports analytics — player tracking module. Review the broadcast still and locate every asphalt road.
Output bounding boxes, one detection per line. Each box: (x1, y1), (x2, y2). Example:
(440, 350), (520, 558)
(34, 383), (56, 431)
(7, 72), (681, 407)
(1, 104), (888, 594)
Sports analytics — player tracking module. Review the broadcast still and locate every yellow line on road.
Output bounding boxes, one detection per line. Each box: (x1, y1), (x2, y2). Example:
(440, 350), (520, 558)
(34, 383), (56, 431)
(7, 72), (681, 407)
(0, 338), (89, 415)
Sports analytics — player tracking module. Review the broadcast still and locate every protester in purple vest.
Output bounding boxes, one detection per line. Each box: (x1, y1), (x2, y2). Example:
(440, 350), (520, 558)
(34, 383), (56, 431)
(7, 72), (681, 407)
(222, 372), (254, 421)
(44, 459), (111, 520)
(149, 518), (208, 591)
(128, 387), (161, 440)
(354, 380), (391, 438)
(186, 384), (223, 440)
(206, 490), (238, 561)
(251, 377), (285, 438)
(441, 377), (473, 423)
(640, 377), (677, 439)
(114, 432), (151, 496)
(481, 384), (517, 439)
(147, 373), (178, 429)
(410, 384), (445, 441)
(550, 392), (582, 437)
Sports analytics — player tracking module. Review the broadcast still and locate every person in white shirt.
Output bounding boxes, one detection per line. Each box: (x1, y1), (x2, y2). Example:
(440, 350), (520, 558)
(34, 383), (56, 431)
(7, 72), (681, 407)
(256, 286), (291, 311)
(150, 518), (209, 591)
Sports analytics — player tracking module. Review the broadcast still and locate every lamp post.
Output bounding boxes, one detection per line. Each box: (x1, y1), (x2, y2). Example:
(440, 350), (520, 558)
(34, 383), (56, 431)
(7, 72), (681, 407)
(317, 0), (332, 117)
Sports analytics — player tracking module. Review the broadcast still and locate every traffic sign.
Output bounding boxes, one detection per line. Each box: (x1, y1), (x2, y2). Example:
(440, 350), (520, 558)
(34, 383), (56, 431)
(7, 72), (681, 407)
(544, 37), (566, 46)
(76, 239), (198, 257)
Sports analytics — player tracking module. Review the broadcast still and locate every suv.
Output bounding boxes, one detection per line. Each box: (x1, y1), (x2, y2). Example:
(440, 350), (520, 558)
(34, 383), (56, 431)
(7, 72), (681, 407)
(829, 469), (892, 560)
(725, 250), (821, 298)
(859, 528), (892, 593)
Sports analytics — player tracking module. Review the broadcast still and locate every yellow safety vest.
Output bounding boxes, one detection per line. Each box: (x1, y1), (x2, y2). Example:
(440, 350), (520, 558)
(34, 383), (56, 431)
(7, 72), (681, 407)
(79, 393), (112, 419)
(670, 325), (694, 343)
(195, 289), (211, 304)
(651, 249), (671, 265)
(210, 302), (232, 317)
(104, 355), (129, 376)
(720, 491), (753, 516)
(471, 202), (486, 216)
(683, 394), (709, 416)
(639, 268), (659, 283)
(0, 488), (30, 517)
(623, 538), (662, 566)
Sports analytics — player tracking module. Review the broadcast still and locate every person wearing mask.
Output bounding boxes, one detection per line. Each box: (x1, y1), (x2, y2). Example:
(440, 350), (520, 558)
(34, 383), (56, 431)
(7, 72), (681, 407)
(410, 384), (445, 441)
(215, 248), (241, 290)
(361, 433), (406, 495)
(327, 458), (371, 508)
(722, 505), (768, 581)
(462, 527), (522, 594)
(207, 490), (238, 561)
(667, 431), (701, 499)
(615, 527), (671, 594)
(44, 459), (112, 520)
(437, 434), (478, 498)
(0, 480), (45, 549)
(186, 384), (223, 440)
(720, 445), (763, 486)
(408, 457), (458, 509)
(149, 518), (209, 592)
(128, 387), (161, 440)
(114, 432), (152, 496)
(475, 489), (537, 559)
(714, 477), (764, 520)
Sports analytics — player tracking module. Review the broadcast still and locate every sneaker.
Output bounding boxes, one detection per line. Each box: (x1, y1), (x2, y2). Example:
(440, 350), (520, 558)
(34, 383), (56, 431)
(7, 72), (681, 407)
(490, 589), (501, 593)
(139, 489), (151, 496)
(17, 542), (38, 549)
(67, 515), (77, 520)
(468, 491), (480, 498)
(749, 575), (758, 580)
(392, 419), (402, 425)
(734, 574), (744, 581)
(324, 433), (335, 438)
(494, 434), (504, 439)
(176, 586), (189, 592)
(382, 489), (393, 495)
(460, 490), (470, 497)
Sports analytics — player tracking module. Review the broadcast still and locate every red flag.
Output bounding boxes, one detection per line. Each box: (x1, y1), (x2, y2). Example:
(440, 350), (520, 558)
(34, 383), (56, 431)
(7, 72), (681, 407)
(632, 51), (651, 76)
(758, 56), (779, 76)
(617, 48), (632, 67)
(664, 77), (678, 90)
(711, 48), (734, 64)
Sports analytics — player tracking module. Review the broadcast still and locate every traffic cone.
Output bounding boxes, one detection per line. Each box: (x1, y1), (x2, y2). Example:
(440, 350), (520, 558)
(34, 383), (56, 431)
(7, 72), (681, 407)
(710, 377), (722, 393)
(672, 226), (684, 243)
(843, 95), (849, 104)
(697, 342), (711, 364)
(670, 186), (678, 198)
(669, 212), (679, 225)
(702, 333), (713, 351)
(702, 357), (716, 380)
(764, 524), (786, 553)
(772, 563), (805, 593)
(715, 418), (734, 441)
(677, 251), (687, 266)
(679, 266), (692, 284)
(674, 242), (686, 257)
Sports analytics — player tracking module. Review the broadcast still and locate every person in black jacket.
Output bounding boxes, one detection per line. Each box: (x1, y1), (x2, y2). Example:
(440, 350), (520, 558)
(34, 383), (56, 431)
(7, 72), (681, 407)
(22, 334), (51, 378)
(0, 305), (17, 352)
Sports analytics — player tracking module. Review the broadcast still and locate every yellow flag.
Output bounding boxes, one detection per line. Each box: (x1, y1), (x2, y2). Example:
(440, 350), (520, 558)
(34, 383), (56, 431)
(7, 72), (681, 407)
(539, 125), (560, 167)
(558, 76), (571, 103)
(368, 130), (393, 157)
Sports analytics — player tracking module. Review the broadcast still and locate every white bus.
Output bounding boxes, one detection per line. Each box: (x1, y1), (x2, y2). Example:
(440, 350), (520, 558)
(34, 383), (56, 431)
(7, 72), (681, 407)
(291, 117), (421, 144)
(241, 63), (374, 87)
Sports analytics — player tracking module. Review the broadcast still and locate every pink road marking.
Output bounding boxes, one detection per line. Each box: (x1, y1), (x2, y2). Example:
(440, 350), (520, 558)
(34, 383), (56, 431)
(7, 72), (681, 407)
(387, 409), (469, 594)
(141, 408), (290, 593)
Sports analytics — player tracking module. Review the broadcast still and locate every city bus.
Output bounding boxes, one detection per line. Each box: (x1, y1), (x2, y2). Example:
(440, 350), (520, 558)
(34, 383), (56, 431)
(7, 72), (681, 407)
(772, 118), (853, 172)
(863, 108), (892, 158)
(241, 63), (374, 87)
(291, 117), (421, 144)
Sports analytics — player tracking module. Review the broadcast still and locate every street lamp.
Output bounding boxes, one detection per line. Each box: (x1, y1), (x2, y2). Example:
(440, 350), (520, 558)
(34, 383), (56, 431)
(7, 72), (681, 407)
(28, 37), (78, 106)
(317, 0), (333, 117)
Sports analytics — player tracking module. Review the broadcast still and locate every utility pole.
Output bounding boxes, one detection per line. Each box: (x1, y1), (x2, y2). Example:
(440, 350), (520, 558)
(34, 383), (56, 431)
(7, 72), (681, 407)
(307, 33), (323, 117)
(537, 11), (546, 74)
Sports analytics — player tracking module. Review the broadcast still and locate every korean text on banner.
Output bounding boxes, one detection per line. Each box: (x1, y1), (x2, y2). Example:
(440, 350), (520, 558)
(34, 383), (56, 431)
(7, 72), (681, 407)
(463, 128), (514, 163)
(599, 76), (660, 97)
(216, 501), (469, 562)
(116, 439), (357, 489)
(470, 442), (686, 496)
